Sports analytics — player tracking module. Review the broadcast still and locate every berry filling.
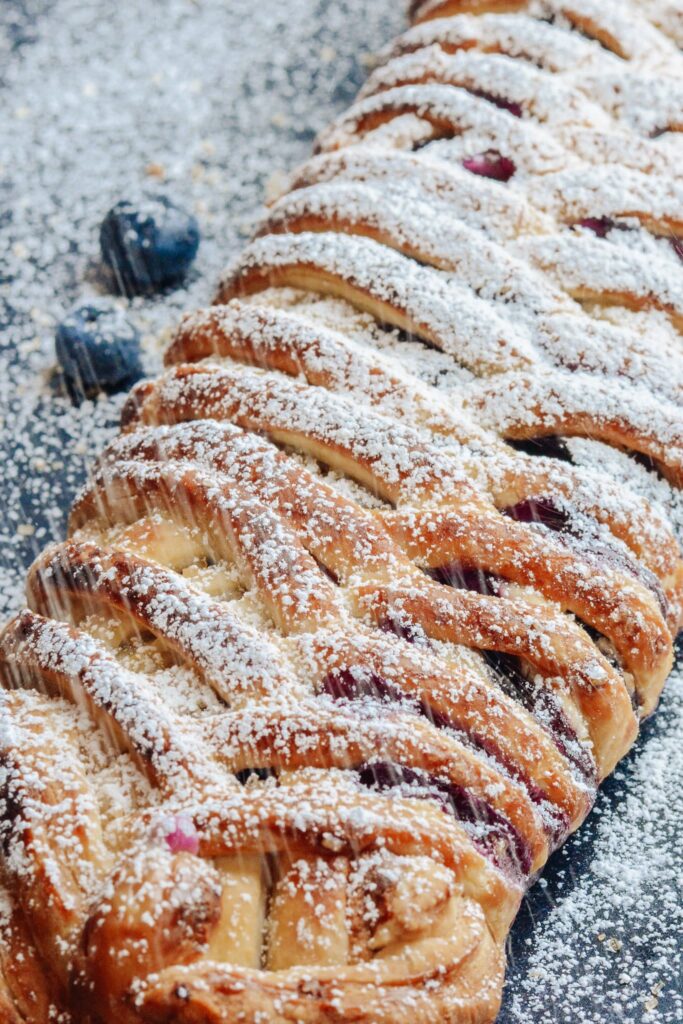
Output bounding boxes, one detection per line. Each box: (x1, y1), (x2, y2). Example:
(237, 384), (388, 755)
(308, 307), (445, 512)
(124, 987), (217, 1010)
(357, 760), (532, 878)
(236, 767), (273, 785)
(426, 562), (504, 595)
(503, 496), (570, 531)
(508, 435), (574, 463)
(163, 814), (200, 855)
(320, 668), (412, 707)
(426, 552), (600, 785)
(462, 151), (516, 181)
(426, 702), (572, 846)
(503, 496), (668, 618)
(575, 216), (615, 238)
(322, 666), (572, 845)
(482, 650), (596, 787)
(378, 615), (426, 645)
(469, 89), (523, 118)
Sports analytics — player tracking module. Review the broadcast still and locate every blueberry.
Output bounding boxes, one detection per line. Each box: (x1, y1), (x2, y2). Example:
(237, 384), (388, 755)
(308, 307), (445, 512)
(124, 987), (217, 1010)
(55, 301), (144, 400)
(100, 195), (200, 296)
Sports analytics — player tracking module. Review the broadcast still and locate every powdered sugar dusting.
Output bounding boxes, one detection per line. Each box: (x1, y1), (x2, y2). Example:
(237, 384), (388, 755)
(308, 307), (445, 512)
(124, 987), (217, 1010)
(505, 664), (683, 1024)
(0, 0), (404, 616)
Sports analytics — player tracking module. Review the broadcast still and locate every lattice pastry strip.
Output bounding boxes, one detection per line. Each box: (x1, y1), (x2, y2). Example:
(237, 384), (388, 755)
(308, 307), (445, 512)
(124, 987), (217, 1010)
(530, 167), (683, 238)
(219, 230), (540, 376)
(218, 231), (683, 405)
(68, 453), (597, 829)
(638, 0), (683, 47)
(380, 11), (627, 72)
(370, 35), (683, 137)
(461, 370), (683, 488)
(258, 183), (575, 309)
(28, 520), (561, 880)
(279, 149), (683, 291)
(118, 362), (667, 729)
(0, 612), (228, 797)
(0, 610), (524, 1016)
(0, 689), (110, 989)
(0, 676), (519, 1016)
(122, 362), (674, 709)
(0, 874), (57, 1024)
(72, 421), (614, 813)
(281, 146), (554, 237)
(166, 302), (682, 608)
(408, 0), (682, 66)
(273, 148), (683, 391)
(514, 233), (683, 332)
(315, 83), (570, 175)
(359, 46), (611, 129)
(26, 540), (303, 708)
(262, 152), (682, 323)
(27, 537), (554, 878)
(574, 70), (683, 137)
(98, 419), (638, 756)
(314, 79), (680, 183)
(256, 187), (683, 372)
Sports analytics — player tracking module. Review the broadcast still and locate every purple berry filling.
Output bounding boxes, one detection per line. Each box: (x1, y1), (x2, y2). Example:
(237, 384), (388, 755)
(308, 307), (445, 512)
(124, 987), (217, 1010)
(163, 814), (200, 855)
(576, 216), (615, 238)
(482, 650), (596, 787)
(508, 435), (573, 463)
(425, 703), (572, 847)
(320, 651), (580, 846)
(462, 151), (516, 181)
(357, 760), (532, 878)
(469, 89), (523, 118)
(378, 615), (426, 646)
(422, 552), (598, 786)
(320, 668), (411, 707)
(426, 562), (503, 595)
(502, 496), (668, 618)
(235, 767), (273, 785)
(502, 496), (570, 531)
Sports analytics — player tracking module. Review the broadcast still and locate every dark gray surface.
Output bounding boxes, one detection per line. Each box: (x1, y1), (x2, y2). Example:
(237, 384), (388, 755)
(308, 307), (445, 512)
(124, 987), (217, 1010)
(1, 3), (681, 1021)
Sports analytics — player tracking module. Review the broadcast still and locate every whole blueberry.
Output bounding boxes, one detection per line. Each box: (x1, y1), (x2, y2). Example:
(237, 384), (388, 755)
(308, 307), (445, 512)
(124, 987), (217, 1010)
(55, 301), (144, 400)
(100, 195), (200, 296)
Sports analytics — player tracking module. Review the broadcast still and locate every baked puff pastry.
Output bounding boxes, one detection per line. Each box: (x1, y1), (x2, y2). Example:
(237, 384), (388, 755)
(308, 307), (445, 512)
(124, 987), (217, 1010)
(2, 1), (682, 1021)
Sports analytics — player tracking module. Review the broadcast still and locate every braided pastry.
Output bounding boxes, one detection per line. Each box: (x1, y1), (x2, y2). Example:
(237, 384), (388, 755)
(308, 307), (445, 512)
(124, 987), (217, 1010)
(2, 1), (681, 1021)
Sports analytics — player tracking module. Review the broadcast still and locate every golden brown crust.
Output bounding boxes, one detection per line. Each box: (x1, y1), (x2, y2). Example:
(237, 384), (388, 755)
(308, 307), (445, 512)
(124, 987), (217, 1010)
(165, 303), (682, 594)
(0, 885), (55, 1024)
(122, 363), (674, 710)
